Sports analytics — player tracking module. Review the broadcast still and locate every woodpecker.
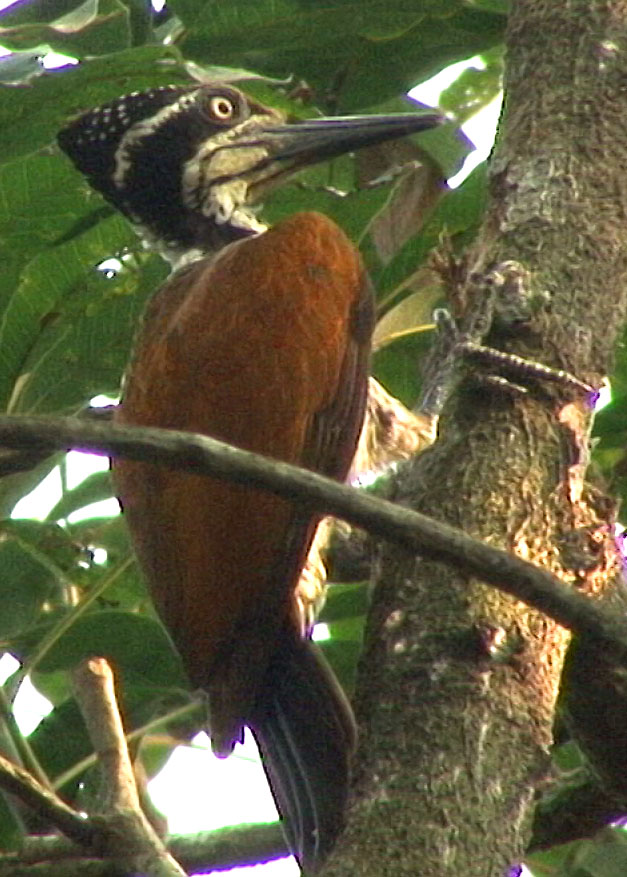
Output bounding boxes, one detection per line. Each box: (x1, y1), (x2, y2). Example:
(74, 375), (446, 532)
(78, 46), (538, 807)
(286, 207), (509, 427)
(58, 82), (443, 870)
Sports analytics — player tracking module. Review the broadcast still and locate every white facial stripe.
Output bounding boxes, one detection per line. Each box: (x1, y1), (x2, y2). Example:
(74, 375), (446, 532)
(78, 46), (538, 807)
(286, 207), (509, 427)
(112, 90), (200, 188)
(181, 114), (277, 223)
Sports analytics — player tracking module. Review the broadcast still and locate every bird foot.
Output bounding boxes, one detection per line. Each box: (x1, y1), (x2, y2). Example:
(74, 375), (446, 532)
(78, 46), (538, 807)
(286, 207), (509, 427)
(419, 308), (599, 416)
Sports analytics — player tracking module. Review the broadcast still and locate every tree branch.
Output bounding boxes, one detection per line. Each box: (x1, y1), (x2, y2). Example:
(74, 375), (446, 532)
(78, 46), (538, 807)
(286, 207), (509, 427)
(0, 823), (288, 876)
(72, 657), (186, 877)
(0, 754), (95, 848)
(0, 414), (625, 657)
(170, 823), (287, 873)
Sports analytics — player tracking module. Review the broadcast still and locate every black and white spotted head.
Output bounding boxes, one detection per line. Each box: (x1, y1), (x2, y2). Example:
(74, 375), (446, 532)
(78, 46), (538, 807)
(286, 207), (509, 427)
(58, 84), (283, 264)
(58, 84), (444, 266)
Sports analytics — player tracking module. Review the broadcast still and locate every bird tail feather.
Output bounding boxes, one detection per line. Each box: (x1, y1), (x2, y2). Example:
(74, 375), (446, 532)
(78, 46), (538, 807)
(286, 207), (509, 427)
(249, 630), (356, 873)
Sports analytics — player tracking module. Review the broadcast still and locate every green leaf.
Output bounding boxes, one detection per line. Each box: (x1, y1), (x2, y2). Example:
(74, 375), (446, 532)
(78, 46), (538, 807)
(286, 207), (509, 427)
(0, 152), (95, 264)
(467, 0), (510, 12)
(27, 696), (95, 795)
(527, 829), (627, 877)
(551, 740), (586, 773)
(0, 213), (131, 413)
(0, 50), (41, 83)
(29, 684), (193, 798)
(0, 519), (81, 570)
(172, 0), (506, 110)
(122, 0), (156, 47)
(318, 616), (366, 694)
(29, 667), (72, 707)
(372, 328), (435, 408)
(438, 46), (503, 123)
(22, 258), (163, 415)
(593, 395), (627, 446)
(72, 524), (150, 615)
(0, 0), (132, 58)
(0, 230), (165, 417)
(0, 44), (191, 164)
(0, 790), (24, 851)
(13, 610), (186, 689)
(171, 0), (426, 49)
(0, 1), (88, 27)
(319, 582), (369, 624)
(373, 287), (441, 350)
(0, 519), (76, 637)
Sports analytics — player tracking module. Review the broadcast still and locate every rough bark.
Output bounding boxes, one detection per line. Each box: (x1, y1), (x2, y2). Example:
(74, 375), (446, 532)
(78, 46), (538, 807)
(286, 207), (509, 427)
(322, 2), (627, 875)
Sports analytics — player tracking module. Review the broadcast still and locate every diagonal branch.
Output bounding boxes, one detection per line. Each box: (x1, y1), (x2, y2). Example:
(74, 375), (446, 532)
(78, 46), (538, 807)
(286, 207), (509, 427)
(0, 414), (625, 657)
(72, 657), (187, 877)
(0, 753), (95, 848)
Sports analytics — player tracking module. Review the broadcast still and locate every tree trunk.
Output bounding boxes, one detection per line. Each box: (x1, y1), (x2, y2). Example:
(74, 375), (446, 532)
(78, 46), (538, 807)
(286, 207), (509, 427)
(322, 1), (627, 874)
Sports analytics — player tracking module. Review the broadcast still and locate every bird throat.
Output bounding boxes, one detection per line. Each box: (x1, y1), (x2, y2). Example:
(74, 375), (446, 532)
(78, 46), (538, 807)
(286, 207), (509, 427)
(135, 203), (266, 271)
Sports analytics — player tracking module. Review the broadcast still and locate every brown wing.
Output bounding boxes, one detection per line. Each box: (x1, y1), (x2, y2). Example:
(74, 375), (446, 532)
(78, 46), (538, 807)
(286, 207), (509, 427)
(113, 211), (372, 753)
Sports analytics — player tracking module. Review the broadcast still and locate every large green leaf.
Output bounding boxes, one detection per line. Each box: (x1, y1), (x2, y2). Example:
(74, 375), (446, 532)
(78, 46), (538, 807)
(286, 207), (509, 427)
(171, 0), (506, 110)
(0, 50), (41, 83)
(318, 616), (366, 695)
(0, 451), (63, 519)
(12, 610), (186, 688)
(66, 515), (151, 614)
(13, 252), (166, 415)
(0, 140), (169, 415)
(0, 152), (94, 253)
(27, 696), (94, 795)
(0, 790), (23, 851)
(0, 215), (134, 413)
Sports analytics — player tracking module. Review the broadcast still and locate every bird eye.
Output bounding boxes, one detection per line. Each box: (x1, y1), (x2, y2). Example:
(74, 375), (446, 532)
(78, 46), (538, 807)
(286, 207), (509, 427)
(208, 95), (236, 121)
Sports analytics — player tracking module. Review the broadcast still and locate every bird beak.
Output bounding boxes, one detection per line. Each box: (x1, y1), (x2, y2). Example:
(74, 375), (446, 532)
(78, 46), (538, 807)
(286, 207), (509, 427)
(258, 111), (445, 170)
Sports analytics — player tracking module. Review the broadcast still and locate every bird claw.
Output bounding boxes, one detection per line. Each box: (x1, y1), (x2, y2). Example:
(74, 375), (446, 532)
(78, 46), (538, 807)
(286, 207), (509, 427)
(460, 341), (599, 404)
(419, 308), (600, 416)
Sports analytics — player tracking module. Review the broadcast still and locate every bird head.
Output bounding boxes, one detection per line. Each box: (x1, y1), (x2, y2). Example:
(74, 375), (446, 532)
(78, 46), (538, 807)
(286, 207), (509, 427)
(58, 83), (443, 266)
